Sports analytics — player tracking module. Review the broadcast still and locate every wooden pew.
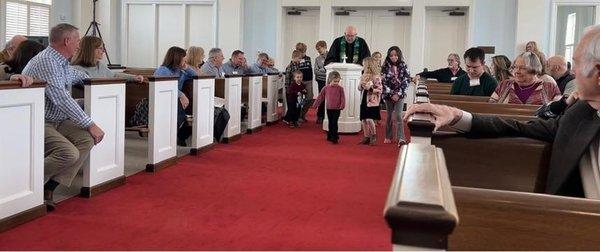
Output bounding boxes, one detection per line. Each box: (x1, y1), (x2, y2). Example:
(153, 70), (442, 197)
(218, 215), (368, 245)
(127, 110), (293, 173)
(432, 100), (539, 117)
(384, 111), (458, 250)
(265, 73), (283, 124)
(123, 67), (156, 77)
(80, 78), (127, 197)
(190, 76), (216, 155)
(429, 93), (490, 103)
(243, 74), (264, 133)
(215, 74), (243, 143)
(0, 80), (47, 232)
(145, 76), (180, 172)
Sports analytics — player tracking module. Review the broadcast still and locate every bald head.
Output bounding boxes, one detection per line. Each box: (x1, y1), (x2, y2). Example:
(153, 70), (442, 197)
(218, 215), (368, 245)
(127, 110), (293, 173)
(344, 26), (358, 43)
(547, 55), (568, 79)
(4, 35), (28, 59)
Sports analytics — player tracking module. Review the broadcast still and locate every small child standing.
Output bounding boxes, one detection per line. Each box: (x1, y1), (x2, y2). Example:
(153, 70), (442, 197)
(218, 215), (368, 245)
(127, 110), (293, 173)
(284, 70), (307, 128)
(358, 57), (383, 145)
(312, 71), (345, 144)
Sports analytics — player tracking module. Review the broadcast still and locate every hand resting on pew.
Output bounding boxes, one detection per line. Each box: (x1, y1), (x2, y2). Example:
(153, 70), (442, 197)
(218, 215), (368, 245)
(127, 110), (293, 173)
(403, 103), (466, 131)
(9, 74), (34, 87)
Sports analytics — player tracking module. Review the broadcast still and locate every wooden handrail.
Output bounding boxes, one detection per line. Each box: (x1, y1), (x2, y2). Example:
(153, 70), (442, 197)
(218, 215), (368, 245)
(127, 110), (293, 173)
(83, 78), (128, 85)
(385, 143), (458, 249)
(147, 76), (179, 82)
(0, 79), (46, 89)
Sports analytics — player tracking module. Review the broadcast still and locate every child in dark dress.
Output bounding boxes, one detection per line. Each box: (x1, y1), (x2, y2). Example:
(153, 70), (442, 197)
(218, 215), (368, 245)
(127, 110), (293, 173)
(284, 71), (307, 128)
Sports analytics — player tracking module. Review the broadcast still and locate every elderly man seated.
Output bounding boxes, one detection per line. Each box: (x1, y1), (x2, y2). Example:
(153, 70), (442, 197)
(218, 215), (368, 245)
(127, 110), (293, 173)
(547, 55), (577, 95)
(0, 35), (27, 63)
(222, 50), (249, 75)
(404, 25), (600, 199)
(200, 48), (225, 77)
(249, 53), (279, 74)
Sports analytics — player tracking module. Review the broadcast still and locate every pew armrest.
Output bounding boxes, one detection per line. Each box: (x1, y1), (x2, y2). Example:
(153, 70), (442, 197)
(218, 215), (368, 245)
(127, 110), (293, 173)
(384, 143), (458, 249)
(451, 186), (600, 250)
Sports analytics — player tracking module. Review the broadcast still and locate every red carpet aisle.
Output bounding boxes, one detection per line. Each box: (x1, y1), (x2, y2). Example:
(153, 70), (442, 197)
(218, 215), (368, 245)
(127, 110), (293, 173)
(0, 112), (401, 250)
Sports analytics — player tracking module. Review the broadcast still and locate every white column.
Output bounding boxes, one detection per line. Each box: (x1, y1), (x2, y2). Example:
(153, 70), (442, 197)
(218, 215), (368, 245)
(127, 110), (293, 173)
(218, 0), (243, 55)
(0, 83), (45, 223)
(191, 77), (215, 154)
(247, 75), (264, 131)
(515, 0), (551, 55)
(147, 77), (179, 170)
(82, 80), (126, 196)
(267, 73), (283, 123)
(223, 76), (242, 141)
(409, 0), (426, 75)
(323, 63), (363, 133)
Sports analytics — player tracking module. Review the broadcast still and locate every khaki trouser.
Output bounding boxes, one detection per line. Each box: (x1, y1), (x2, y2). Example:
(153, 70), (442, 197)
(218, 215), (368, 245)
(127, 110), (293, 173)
(45, 120), (94, 187)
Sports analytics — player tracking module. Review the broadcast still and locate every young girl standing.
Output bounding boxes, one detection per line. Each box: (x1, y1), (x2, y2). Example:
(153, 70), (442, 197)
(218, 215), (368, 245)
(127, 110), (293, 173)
(358, 57), (383, 145)
(312, 71), (345, 144)
(381, 46), (410, 146)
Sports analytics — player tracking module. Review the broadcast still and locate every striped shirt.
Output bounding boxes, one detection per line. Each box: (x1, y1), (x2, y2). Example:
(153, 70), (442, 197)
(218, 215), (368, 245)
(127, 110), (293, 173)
(22, 47), (92, 128)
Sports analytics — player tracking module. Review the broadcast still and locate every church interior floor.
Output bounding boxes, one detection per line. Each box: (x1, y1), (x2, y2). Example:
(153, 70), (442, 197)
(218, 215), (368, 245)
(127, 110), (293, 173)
(1, 110), (400, 250)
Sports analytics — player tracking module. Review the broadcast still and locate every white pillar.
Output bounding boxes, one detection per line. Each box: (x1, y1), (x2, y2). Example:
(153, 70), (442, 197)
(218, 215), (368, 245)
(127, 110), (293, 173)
(191, 77), (215, 155)
(323, 63), (363, 133)
(515, 0), (551, 55)
(409, 0), (426, 75)
(0, 82), (45, 227)
(147, 77), (179, 172)
(218, 0), (243, 55)
(82, 79), (126, 197)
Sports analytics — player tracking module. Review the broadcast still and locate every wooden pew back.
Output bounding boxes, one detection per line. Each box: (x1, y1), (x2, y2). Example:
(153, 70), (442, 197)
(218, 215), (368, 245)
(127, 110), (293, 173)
(434, 100), (540, 116)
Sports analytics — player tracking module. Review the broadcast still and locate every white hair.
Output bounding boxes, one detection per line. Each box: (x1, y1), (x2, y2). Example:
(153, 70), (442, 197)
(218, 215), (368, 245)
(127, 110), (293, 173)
(208, 48), (222, 59)
(515, 52), (543, 75)
(579, 25), (600, 77)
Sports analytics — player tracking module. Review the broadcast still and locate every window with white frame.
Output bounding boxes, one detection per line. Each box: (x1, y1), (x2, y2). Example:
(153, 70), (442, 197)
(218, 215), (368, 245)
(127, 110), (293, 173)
(564, 13), (577, 63)
(4, 0), (52, 42)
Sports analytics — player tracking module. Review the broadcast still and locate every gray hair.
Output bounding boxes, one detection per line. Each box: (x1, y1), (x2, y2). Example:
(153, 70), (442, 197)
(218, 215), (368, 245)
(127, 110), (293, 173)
(49, 23), (78, 44)
(579, 25), (600, 77)
(208, 48), (223, 59)
(515, 52), (543, 75)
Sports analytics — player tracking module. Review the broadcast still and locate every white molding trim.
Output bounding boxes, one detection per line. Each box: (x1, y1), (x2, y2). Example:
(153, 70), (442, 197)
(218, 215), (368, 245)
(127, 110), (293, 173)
(121, 0), (217, 67)
(549, 0), (600, 56)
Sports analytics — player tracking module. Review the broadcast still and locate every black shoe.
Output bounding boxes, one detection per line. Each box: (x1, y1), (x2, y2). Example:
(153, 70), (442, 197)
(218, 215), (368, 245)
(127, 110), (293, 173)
(332, 138), (339, 144)
(177, 138), (187, 147)
(44, 189), (56, 212)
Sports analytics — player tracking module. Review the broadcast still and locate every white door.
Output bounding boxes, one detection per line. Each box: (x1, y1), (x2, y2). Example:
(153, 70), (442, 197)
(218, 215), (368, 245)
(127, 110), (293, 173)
(371, 10), (412, 62)
(284, 9), (320, 63)
(424, 9), (467, 70)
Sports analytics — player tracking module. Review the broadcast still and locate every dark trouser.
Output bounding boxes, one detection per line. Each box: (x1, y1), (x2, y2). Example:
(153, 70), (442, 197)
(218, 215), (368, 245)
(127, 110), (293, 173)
(326, 109), (341, 140)
(316, 80), (326, 119)
(177, 101), (191, 141)
(284, 99), (300, 123)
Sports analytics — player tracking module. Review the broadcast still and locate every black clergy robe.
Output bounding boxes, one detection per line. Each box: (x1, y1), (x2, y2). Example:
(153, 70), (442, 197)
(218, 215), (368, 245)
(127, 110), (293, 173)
(324, 36), (371, 66)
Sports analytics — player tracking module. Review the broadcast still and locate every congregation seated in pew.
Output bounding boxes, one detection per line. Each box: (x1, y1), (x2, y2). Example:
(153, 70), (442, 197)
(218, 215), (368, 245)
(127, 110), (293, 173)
(417, 53), (466, 83)
(200, 47), (225, 77)
(71, 36), (144, 82)
(154, 46), (198, 147)
(0, 39), (43, 86)
(489, 52), (561, 105)
(450, 47), (498, 97)
(404, 24), (600, 199)
(22, 23), (104, 211)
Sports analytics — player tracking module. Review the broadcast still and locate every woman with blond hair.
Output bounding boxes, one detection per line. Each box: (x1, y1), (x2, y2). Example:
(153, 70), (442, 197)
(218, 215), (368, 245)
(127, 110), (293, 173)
(490, 55), (513, 82)
(72, 36), (143, 82)
(186, 46), (205, 75)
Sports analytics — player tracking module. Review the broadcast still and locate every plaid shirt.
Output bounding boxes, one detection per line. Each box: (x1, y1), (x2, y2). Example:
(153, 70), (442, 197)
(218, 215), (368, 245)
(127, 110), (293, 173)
(22, 47), (91, 128)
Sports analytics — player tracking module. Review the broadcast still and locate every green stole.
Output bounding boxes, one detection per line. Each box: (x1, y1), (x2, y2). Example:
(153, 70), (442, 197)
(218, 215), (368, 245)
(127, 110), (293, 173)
(340, 37), (360, 63)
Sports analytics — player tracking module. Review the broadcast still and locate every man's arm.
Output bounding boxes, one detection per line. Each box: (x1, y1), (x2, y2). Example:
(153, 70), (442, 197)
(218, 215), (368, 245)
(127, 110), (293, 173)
(324, 39), (339, 66)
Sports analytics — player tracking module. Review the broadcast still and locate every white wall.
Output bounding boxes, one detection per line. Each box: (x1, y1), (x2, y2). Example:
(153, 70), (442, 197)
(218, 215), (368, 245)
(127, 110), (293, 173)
(218, 0), (243, 58)
(472, 0), (517, 59)
(515, 0), (552, 56)
(243, 0), (277, 63)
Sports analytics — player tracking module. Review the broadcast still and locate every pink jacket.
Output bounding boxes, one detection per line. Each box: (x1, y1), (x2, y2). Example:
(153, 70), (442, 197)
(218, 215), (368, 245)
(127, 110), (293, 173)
(359, 75), (383, 107)
(313, 84), (346, 110)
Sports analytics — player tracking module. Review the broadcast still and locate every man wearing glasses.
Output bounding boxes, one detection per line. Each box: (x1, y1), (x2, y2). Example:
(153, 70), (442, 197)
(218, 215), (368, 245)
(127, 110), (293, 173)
(450, 47), (498, 96)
